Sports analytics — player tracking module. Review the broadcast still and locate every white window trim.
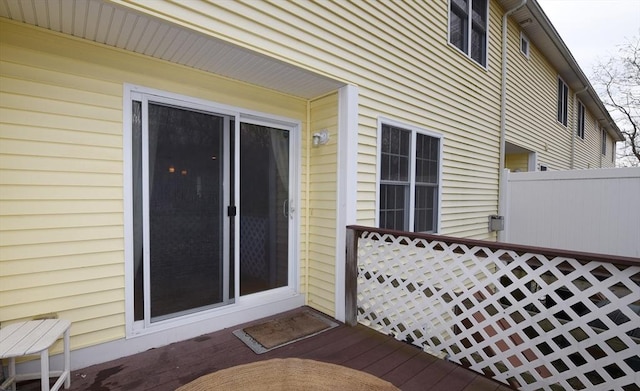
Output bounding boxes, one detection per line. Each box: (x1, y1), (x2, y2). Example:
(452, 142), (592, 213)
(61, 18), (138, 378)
(447, 0), (490, 69)
(375, 117), (443, 234)
(123, 83), (302, 337)
(520, 32), (530, 59)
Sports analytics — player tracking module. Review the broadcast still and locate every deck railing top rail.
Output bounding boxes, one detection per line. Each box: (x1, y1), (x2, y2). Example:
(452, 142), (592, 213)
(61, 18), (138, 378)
(346, 225), (640, 391)
(346, 225), (640, 266)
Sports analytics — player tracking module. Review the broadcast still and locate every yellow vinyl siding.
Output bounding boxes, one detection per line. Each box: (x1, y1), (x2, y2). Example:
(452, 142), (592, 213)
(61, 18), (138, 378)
(574, 108), (598, 168)
(504, 18), (610, 171)
(604, 134), (616, 167)
(1, 19), (307, 349)
(2, 272), (122, 306)
(574, 109), (615, 168)
(1, 0), (611, 356)
(117, 0), (504, 240)
(1, 22), (124, 349)
(0, 252), (122, 275)
(505, 16), (568, 169)
(601, 133), (615, 168)
(306, 92), (339, 316)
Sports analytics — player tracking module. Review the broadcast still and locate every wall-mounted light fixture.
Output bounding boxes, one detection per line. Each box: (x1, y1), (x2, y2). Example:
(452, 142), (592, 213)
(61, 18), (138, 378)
(312, 129), (329, 146)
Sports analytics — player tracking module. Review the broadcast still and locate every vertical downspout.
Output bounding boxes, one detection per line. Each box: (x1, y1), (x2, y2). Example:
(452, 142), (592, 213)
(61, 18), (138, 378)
(572, 86), (589, 168)
(498, 0), (527, 242)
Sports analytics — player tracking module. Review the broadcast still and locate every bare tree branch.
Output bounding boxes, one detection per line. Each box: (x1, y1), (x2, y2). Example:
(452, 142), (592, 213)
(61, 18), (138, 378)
(593, 36), (640, 167)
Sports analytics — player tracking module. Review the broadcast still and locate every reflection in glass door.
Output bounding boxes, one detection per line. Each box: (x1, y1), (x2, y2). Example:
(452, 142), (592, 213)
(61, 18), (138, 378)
(239, 123), (289, 295)
(133, 101), (233, 323)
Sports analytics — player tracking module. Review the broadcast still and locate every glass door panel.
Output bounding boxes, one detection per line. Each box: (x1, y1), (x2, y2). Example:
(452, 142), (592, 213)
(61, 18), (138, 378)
(146, 103), (227, 321)
(239, 123), (289, 295)
(131, 96), (295, 327)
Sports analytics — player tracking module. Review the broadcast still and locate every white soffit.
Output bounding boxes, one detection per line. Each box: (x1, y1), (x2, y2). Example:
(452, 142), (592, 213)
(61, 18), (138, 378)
(0, 0), (344, 100)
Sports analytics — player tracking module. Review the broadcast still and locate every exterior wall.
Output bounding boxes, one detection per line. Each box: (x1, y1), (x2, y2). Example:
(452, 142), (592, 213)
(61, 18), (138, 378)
(504, 18), (613, 170)
(574, 101), (598, 168)
(115, 0), (506, 240)
(306, 93), (339, 316)
(505, 19), (571, 171)
(1, 0), (620, 359)
(605, 132), (616, 166)
(504, 168), (640, 257)
(0, 19), (307, 350)
(604, 132), (616, 166)
(505, 153), (529, 172)
(573, 103), (616, 169)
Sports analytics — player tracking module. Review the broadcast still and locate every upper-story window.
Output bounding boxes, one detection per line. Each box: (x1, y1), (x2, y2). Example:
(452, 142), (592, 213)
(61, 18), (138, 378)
(378, 120), (442, 233)
(557, 78), (569, 126)
(449, 0), (488, 67)
(577, 101), (585, 139)
(520, 32), (530, 58)
(601, 128), (607, 155)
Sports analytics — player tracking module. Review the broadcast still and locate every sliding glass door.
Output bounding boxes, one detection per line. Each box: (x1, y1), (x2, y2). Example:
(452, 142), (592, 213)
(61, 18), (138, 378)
(133, 100), (233, 323)
(130, 93), (294, 327)
(239, 123), (289, 295)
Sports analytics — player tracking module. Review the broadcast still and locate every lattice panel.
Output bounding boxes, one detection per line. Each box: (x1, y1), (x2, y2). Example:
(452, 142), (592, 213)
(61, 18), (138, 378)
(240, 216), (268, 278)
(356, 231), (640, 390)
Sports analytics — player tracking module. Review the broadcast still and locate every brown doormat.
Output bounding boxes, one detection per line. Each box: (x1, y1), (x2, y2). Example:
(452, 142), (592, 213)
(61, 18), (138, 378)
(176, 358), (400, 391)
(233, 310), (339, 354)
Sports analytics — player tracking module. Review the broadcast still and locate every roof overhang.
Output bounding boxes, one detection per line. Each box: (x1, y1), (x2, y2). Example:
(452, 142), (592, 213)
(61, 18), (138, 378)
(498, 0), (624, 141)
(1, 0), (623, 141)
(0, 0), (344, 100)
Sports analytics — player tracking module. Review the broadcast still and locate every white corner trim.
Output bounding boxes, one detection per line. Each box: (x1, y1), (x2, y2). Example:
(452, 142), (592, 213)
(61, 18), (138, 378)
(335, 84), (359, 322)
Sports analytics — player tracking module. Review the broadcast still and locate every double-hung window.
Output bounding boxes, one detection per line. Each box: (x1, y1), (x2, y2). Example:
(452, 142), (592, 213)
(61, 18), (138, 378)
(378, 121), (442, 233)
(557, 78), (569, 126)
(577, 101), (585, 139)
(449, 0), (489, 67)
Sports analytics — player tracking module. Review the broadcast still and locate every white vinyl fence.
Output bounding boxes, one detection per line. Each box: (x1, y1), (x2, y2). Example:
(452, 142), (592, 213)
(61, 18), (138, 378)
(503, 167), (640, 258)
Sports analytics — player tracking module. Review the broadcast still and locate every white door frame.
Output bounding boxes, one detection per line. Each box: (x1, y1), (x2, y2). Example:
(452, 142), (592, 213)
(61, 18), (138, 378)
(123, 84), (303, 338)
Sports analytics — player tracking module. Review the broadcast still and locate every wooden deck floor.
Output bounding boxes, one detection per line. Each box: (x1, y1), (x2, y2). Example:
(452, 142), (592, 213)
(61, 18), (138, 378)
(19, 307), (512, 391)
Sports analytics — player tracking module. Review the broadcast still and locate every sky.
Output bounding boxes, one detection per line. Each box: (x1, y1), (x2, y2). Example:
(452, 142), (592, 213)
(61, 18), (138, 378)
(537, 0), (640, 81)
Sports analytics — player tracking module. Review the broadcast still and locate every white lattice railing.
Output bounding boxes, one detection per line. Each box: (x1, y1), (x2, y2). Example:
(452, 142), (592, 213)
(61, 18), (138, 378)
(345, 226), (640, 391)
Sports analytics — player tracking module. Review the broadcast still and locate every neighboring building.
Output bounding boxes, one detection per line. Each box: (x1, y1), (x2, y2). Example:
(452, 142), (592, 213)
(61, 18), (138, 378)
(0, 0), (623, 370)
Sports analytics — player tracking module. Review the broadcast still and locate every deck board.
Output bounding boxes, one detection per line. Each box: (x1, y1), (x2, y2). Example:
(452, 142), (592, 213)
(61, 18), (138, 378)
(383, 348), (438, 385)
(17, 307), (512, 391)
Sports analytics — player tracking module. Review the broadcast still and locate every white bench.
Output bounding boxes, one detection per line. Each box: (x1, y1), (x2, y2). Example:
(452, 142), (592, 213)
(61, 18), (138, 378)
(0, 319), (71, 391)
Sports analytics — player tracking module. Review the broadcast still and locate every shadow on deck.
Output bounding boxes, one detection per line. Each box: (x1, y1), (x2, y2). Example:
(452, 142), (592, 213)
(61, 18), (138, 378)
(19, 307), (512, 391)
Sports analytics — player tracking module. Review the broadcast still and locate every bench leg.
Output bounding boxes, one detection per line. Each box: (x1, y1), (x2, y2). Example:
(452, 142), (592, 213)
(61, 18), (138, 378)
(41, 349), (49, 391)
(9, 357), (16, 391)
(64, 327), (70, 389)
